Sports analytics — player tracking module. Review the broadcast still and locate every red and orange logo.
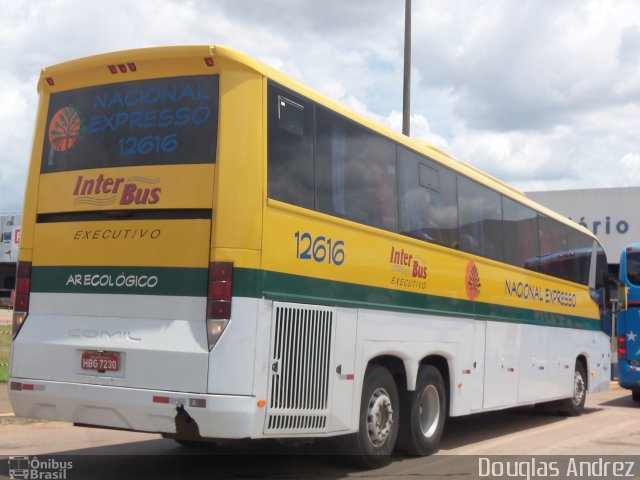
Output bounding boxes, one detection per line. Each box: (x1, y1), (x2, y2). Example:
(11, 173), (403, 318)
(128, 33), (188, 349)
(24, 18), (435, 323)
(465, 261), (481, 301)
(48, 105), (81, 152)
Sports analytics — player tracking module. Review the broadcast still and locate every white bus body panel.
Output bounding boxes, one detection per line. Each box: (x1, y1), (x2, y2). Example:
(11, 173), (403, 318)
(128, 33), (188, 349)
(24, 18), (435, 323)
(11, 292), (209, 393)
(10, 296), (611, 440)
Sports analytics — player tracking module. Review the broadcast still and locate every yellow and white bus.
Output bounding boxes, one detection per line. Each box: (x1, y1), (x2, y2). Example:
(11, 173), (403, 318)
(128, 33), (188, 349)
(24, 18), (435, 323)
(10, 45), (612, 465)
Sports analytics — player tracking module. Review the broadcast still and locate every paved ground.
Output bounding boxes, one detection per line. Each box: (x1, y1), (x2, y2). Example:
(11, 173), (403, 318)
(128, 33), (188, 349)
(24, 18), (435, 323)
(0, 386), (637, 480)
(0, 308), (10, 325)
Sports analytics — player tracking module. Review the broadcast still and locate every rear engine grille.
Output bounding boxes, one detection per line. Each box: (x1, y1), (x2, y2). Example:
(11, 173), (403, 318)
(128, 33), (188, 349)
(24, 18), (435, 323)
(265, 303), (334, 434)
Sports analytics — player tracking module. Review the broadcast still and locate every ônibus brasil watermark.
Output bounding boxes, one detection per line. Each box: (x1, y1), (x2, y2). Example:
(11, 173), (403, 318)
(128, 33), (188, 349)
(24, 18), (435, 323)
(8, 457), (72, 480)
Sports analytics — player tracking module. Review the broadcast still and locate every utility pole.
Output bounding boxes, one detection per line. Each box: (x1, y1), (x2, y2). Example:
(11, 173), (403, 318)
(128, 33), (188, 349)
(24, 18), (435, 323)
(402, 0), (412, 136)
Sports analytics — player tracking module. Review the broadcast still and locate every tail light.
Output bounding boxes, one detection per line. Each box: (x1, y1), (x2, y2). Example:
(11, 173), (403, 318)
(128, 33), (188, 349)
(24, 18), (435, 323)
(13, 261), (31, 339)
(618, 335), (627, 360)
(206, 262), (232, 351)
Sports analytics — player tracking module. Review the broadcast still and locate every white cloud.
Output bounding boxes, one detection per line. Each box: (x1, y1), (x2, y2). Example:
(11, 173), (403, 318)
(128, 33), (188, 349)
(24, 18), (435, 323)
(1, 0), (640, 213)
(620, 153), (640, 186)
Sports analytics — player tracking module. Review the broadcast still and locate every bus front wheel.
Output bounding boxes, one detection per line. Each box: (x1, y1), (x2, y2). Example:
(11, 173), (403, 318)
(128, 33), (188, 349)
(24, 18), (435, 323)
(336, 365), (399, 468)
(396, 365), (446, 456)
(558, 362), (587, 416)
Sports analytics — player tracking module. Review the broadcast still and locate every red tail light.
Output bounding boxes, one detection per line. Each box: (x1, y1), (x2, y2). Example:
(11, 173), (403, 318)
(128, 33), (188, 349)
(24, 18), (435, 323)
(207, 262), (233, 319)
(206, 262), (233, 351)
(13, 261), (31, 339)
(618, 335), (627, 360)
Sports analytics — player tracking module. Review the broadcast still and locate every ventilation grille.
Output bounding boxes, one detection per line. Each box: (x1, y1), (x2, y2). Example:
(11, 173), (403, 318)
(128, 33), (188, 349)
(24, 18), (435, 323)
(265, 303), (334, 434)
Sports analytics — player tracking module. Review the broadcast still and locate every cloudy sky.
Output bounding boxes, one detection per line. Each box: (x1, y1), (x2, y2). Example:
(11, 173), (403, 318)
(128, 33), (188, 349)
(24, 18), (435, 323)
(1, 0), (639, 213)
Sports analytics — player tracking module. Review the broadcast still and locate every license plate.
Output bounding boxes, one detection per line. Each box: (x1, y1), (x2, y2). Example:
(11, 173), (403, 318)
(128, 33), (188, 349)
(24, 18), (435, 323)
(81, 351), (120, 372)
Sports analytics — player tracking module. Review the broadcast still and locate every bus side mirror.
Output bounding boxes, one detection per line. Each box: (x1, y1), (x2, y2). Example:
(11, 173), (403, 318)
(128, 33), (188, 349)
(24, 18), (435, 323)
(618, 285), (628, 311)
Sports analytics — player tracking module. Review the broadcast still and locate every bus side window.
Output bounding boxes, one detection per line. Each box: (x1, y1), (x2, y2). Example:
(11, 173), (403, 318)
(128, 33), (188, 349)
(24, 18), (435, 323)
(267, 84), (315, 210)
(316, 108), (398, 232)
(538, 215), (568, 279)
(397, 147), (457, 247)
(502, 197), (539, 270)
(457, 176), (503, 260)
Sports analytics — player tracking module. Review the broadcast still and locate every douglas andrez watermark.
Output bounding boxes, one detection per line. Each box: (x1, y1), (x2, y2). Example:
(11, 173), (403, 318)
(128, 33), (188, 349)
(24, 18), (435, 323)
(479, 457), (637, 479)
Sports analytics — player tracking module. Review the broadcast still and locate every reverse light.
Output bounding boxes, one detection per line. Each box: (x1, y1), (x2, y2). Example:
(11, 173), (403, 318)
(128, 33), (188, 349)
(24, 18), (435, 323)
(206, 262), (233, 351)
(12, 261), (31, 340)
(618, 335), (627, 360)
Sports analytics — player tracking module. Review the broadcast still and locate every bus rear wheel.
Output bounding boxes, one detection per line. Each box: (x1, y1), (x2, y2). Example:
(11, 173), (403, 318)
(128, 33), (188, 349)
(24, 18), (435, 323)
(336, 365), (399, 468)
(632, 390), (640, 403)
(396, 365), (446, 456)
(558, 362), (587, 416)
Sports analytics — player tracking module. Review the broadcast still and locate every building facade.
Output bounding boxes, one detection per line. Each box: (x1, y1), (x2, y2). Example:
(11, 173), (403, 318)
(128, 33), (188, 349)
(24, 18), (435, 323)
(0, 214), (22, 307)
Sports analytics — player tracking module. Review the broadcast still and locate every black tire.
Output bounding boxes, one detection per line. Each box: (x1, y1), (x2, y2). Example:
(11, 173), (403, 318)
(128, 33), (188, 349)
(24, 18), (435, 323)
(558, 361), (587, 416)
(396, 365), (446, 456)
(632, 391), (640, 403)
(335, 365), (399, 468)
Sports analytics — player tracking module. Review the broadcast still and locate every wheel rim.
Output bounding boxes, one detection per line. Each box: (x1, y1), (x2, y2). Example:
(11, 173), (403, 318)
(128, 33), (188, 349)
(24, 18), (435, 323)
(366, 387), (394, 447)
(418, 384), (440, 438)
(572, 370), (586, 407)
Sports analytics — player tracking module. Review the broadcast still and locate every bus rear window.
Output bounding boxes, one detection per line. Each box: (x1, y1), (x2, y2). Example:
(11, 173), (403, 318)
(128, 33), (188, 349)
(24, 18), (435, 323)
(41, 75), (219, 173)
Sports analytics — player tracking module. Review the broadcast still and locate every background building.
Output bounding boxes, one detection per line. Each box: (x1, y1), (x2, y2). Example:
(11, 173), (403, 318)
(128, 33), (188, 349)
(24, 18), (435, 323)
(0, 214), (21, 307)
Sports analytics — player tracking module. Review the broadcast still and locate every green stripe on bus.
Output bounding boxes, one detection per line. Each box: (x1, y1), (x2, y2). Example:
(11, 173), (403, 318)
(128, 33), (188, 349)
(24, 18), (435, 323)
(233, 267), (601, 331)
(30, 265), (601, 331)
(31, 266), (208, 297)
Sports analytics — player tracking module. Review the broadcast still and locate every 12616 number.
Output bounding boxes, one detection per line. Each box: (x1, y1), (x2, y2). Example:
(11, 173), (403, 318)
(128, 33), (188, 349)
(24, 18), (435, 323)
(118, 133), (178, 156)
(295, 231), (345, 266)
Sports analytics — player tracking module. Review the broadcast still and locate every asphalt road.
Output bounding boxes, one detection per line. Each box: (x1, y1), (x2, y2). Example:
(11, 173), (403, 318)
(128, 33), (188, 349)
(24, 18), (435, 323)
(1, 386), (638, 479)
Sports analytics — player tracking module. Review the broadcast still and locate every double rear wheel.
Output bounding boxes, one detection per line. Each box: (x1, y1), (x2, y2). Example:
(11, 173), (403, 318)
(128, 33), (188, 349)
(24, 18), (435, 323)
(337, 364), (446, 467)
(396, 365), (446, 456)
(336, 365), (400, 468)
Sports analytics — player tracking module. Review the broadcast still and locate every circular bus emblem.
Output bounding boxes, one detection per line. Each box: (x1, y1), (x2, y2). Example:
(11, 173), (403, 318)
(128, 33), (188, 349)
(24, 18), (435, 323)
(48, 105), (81, 152)
(465, 261), (481, 301)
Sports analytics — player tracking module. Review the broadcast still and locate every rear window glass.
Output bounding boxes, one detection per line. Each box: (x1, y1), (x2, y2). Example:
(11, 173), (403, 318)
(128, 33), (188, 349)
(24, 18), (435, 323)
(41, 75), (219, 173)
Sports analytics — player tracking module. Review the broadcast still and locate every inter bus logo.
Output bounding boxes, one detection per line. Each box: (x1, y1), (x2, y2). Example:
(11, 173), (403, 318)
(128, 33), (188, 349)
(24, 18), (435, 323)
(72, 173), (161, 206)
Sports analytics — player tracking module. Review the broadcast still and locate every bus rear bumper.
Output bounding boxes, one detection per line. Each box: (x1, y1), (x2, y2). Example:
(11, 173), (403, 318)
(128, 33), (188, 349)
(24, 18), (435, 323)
(8, 378), (260, 439)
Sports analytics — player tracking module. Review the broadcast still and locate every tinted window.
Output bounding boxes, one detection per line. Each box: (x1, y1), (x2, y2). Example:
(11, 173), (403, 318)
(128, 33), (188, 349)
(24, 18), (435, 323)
(315, 107), (397, 231)
(268, 85), (315, 209)
(42, 75), (219, 173)
(565, 229), (594, 284)
(502, 197), (538, 269)
(537, 215), (568, 278)
(595, 243), (608, 289)
(457, 176), (503, 260)
(397, 147), (457, 247)
(626, 251), (640, 286)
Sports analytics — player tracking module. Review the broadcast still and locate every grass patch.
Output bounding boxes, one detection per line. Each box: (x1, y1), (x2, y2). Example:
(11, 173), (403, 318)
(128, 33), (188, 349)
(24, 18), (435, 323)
(0, 324), (10, 382)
